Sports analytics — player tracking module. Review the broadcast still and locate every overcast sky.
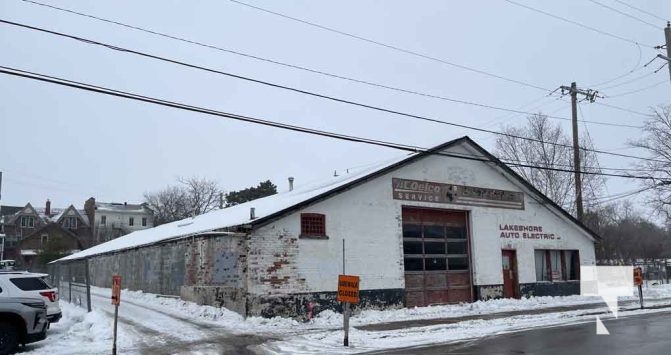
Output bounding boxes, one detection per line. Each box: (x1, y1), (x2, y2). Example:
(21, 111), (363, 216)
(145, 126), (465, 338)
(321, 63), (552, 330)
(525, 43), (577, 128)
(1, 0), (670, 213)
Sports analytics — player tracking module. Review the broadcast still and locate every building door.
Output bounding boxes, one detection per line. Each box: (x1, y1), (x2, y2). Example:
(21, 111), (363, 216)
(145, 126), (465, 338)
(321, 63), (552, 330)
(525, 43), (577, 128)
(501, 250), (518, 298)
(402, 207), (472, 307)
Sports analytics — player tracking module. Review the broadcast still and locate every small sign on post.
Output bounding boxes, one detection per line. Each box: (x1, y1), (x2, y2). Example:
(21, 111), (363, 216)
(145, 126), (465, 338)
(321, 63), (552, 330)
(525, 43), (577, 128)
(112, 275), (121, 305)
(634, 267), (644, 309)
(337, 274), (359, 347)
(111, 275), (121, 355)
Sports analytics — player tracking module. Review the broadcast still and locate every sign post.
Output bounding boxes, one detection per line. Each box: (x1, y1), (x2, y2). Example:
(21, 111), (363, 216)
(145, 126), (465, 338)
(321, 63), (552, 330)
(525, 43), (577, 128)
(111, 275), (121, 355)
(634, 267), (644, 309)
(337, 274), (359, 347)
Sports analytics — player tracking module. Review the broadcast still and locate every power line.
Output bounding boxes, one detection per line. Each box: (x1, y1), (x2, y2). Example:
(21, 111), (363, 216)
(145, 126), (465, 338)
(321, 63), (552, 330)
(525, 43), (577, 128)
(599, 70), (658, 90)
(607, 80), (668, 98)
(587, 0), (660, 30)
(587, 43), (643, 88)
(594, 186), (656, 204)
(1, 65), (666, 181)
(504, 0), (656, 48)
(613, 0), (669, 23)
(11, 8), (652, 130)
(0, 17), (602, 128)
(24, 0), (545, 107)
(0, 19), (649, 147)
(594, 101), (651, 117)
(0, 25), (659, 163)
(228, 0), (552, 92)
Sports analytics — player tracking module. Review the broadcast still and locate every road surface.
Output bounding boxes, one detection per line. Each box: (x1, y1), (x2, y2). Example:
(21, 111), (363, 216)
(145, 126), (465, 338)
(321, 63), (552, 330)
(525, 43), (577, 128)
(381, 310), (671, 355)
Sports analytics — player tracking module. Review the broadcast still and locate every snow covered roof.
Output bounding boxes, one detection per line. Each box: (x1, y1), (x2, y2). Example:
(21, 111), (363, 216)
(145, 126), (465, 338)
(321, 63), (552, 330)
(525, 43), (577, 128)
(58, 153), (413, 261)
(57, 136), (600, 262)
(96, 202), (151, 213)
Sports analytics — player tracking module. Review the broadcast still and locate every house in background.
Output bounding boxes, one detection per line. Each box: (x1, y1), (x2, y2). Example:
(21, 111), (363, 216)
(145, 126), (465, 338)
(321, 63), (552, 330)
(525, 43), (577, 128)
(1, 200), (90, 269)
(0, 205), (23, 259)
(0, 197), (153, 270)
(84, 198), (154, 243)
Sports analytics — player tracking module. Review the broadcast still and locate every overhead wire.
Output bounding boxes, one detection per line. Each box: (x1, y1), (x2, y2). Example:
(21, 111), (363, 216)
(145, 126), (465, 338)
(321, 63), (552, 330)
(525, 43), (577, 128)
(228, 0), (552, 92)
(594, 101), (651, 117)
(1, 19), (626, 129)
(0, 18), (649, 137)
(587, 43), (643, 87)
(13, 4), (655, 125)
(594, 185), (656, 204)
(613, 0), (669, 23)
(598, 70), (658, 90)
(607, 80), (668, 98)
(587, 0), (660, 30)
(504, 0), (657, 48)
(0, 65), (665, 181)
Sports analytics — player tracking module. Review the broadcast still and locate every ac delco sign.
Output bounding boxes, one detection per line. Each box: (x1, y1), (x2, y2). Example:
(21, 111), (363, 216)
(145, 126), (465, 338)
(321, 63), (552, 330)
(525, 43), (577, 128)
(392, 178), (524, 210)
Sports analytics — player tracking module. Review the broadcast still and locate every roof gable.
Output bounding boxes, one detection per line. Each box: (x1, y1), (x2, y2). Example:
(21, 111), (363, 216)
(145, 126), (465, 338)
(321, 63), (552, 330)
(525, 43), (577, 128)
(7, 203), (40, 224)
(55, 205), (90, 226)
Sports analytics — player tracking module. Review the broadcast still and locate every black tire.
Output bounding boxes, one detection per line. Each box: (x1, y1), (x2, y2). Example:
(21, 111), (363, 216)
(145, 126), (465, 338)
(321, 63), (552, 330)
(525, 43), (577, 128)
(0, 321), (19, 355)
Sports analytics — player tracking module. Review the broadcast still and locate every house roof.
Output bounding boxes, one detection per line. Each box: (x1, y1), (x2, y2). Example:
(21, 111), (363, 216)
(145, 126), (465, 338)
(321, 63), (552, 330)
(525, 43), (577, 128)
(57, 136), (600, 262)
(52, 205), (90, 226)
(0, 205), (22, 218)
(95, 202), (151, 213)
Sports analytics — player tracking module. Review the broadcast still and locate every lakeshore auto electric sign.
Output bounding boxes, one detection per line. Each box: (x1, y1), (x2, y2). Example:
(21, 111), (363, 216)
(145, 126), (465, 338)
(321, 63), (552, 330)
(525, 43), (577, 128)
(498, 224), (559, 240)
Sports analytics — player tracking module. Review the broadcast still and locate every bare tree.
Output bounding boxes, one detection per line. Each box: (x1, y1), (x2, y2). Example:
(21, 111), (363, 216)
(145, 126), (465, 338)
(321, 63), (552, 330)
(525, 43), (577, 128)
(144, 177), (223, 225)
(589, 201), (671, 264)
(495, 113), (605, 215)
(629, 105), (671, 221)
(178, 177), (223, 216)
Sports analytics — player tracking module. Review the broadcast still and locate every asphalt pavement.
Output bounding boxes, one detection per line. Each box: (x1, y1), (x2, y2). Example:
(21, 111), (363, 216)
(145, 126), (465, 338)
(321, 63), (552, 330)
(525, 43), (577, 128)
(380, 310), (671, 355)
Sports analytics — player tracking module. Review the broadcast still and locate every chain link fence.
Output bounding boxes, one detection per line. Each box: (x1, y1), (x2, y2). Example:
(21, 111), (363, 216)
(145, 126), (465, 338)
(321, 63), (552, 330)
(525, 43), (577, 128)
(48, 259), (92, 312)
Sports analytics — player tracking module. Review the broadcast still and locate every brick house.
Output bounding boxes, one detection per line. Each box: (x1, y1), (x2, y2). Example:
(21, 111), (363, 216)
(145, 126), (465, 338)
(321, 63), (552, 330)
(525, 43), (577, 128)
(1, 200), (90, 269)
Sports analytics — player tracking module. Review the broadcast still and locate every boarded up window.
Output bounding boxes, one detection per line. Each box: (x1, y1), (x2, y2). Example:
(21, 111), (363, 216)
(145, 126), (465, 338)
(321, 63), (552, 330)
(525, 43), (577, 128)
(300, 213), (326, 237)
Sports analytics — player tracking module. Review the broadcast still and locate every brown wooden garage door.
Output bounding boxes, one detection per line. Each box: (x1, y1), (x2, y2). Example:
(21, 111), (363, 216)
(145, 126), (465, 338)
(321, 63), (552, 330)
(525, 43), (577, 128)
(402, 207), (472, 307)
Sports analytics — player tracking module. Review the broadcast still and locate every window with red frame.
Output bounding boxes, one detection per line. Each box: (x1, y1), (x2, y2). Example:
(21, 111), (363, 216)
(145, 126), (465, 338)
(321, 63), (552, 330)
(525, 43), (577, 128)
(300, 213), (326, 237)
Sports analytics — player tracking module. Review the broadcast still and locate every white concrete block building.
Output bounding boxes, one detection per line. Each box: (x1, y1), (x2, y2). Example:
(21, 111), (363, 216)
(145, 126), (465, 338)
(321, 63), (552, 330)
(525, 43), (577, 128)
(59, 137), (598, 318)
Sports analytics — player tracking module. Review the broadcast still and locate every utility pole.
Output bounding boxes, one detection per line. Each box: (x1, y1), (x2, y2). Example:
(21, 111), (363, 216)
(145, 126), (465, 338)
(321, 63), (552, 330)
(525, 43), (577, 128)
(665, 22), (671, 83)
(559, 83), (599, 222)
(570, 82), (583, 222)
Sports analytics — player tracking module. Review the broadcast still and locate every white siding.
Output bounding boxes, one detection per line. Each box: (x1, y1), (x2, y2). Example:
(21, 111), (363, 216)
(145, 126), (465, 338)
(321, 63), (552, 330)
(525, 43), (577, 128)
(248, 142), (596, 295)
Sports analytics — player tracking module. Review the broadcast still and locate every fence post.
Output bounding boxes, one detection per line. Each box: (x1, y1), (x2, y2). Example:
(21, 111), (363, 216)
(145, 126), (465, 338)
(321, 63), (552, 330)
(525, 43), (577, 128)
(68, 263), (72, 303)
(85, 258), (92, 312)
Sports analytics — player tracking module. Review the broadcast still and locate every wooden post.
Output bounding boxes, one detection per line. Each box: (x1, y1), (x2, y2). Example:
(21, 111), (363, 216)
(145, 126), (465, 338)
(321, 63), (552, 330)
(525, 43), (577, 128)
(569, 82), (584, 221)
(112, 303), (119, 355)
(343, 302), (350, 347)
(342, 238), (348, 347)
(85, 258), (92, 312)
(111, 275), (121, 355)
(638, 284), (644, 309)
(68, 262), (72, 303)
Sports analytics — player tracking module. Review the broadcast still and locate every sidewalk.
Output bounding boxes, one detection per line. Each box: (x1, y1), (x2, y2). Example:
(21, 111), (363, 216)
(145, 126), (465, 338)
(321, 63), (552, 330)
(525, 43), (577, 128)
(357, 297), (671, 331)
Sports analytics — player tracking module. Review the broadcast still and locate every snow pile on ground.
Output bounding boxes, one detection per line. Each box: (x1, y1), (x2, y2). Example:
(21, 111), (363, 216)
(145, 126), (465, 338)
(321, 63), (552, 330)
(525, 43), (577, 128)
(98, 283), (671, 333)
(29, 283), (671, 354)
(263, 306), (671, 354)
(321, 294), (604, 327)
(107, 287), (304, 334)
(25, 302), (138, 355)
(635, 283), (671, 299)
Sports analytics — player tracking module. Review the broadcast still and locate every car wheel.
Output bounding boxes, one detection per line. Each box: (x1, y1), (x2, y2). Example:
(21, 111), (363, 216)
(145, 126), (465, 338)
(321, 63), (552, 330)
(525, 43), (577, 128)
(0, 321), (19, 355)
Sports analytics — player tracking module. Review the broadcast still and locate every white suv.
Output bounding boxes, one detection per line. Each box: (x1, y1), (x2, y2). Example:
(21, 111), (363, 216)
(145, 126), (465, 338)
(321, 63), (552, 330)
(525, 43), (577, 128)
(0, 272), (62, 323)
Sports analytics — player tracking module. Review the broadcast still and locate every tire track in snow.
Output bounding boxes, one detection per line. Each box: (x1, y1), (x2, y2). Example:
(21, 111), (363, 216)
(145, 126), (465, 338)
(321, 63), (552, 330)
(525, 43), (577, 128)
(89, 291), (270, 354)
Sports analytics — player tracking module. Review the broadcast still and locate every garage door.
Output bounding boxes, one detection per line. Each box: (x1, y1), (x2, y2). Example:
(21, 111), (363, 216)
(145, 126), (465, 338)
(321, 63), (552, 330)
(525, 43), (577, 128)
(402, 207), (472, 307)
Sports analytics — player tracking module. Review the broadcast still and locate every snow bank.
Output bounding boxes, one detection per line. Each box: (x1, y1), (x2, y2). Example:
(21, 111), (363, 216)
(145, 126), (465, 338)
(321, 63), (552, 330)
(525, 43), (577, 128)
(25, 302), (138, 355)
(102, 283), (671, 334)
